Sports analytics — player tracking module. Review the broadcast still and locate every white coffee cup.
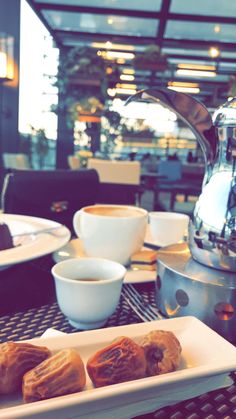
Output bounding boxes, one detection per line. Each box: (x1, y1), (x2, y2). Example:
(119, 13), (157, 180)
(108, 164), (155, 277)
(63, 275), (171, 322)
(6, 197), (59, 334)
(73, 204), (148, 266)
(149, 211), (190, 246)
(51, 257), (126, 330)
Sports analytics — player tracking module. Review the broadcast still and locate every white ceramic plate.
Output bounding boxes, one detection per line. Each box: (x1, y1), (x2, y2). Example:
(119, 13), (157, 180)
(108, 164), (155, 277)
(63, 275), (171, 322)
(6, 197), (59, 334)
(0, 316), (235, 419)
(52, 238), (156, 283)
(0, 214), (71, 269)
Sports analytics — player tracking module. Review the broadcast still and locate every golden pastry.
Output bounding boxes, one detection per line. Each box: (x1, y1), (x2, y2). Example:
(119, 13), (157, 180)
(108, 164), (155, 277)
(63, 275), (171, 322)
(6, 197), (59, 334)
(0, 223), (14, 251)
(140, 330), (182, 376)
(130, 249), (157, 271)
(23, 348), (86, 402)
(86, 336), (146, 387)
(0, 341), (51, 394)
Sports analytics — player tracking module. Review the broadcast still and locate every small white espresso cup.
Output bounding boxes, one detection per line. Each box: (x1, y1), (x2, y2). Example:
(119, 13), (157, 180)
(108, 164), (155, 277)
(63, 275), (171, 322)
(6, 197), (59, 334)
(149, 211), (190, 246)
(73, 204), (148, 266)
(51, 257), (126, 330)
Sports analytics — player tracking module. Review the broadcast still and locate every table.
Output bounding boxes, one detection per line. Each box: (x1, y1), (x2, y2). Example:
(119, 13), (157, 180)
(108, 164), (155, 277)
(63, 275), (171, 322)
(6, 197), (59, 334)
(0, 255), (236, 419)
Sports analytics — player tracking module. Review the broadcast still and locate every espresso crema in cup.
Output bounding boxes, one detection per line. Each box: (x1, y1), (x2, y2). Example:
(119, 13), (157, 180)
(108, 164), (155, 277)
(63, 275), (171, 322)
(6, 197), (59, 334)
(84, 205), (143, 218)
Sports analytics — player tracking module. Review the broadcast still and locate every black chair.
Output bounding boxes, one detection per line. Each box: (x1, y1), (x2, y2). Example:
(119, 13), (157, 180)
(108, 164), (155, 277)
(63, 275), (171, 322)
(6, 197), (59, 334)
(1, 168), (99, 231)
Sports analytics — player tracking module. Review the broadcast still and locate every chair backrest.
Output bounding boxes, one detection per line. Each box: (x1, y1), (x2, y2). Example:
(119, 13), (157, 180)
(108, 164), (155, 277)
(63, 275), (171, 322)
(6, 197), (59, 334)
(87, 158), (141, 185)
(1, 169), (99, 231)
(67, 155), (80, 170)
(3, 153), (31, 170)
(158, 160), (182, 181)
(87, 159), (141, 205)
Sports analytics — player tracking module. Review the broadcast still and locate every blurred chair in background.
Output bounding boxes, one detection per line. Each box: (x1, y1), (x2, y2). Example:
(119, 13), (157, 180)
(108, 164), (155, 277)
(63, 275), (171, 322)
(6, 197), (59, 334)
(3, 153), (31, 170)
(157, 160), (182, 181)
(87, 158), (142, 205)
(1, 168), (99, 231)
(67, 155), (80, 170)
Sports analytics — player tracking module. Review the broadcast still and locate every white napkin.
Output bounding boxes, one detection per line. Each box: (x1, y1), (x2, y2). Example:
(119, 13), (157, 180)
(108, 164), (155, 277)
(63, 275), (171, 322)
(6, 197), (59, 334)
(40, 328), (67, 338)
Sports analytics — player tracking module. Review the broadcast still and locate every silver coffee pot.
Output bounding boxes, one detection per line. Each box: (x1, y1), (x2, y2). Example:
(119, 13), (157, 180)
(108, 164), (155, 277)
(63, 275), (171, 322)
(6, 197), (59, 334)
(126, 88), (236, 272)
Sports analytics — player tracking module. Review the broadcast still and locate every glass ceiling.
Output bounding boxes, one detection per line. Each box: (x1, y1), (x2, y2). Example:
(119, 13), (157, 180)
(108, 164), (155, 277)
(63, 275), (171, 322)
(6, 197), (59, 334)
(27, 0), (236, 107)
(170, 0), (236, 17)
(43, 11), (159, 37)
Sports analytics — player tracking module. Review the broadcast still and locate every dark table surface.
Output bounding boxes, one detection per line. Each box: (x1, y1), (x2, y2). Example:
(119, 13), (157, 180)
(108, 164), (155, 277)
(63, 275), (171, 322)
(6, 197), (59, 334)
(0, 254), (236, 419)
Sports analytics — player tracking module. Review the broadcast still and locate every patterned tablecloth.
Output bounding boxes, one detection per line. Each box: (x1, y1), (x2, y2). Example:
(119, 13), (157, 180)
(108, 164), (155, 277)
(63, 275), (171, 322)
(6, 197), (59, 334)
(0, 255), (235, 419)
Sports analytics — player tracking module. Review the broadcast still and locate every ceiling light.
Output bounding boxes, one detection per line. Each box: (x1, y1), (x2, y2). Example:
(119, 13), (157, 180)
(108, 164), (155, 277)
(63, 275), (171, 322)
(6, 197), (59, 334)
(176, 69), (216, 77)
(107, 17), (114, 25)
(214, 25), (221, 33)
(116, 58), (126, 64)
(116, 83), (137, 89)
(105, 41), (112, 49)
(209, 47), (220, 58)
(120, 74), (135, 81)
(115, 88), (137, 95)
(178, 63), (216, 71)
(91, 42), (134, 51)
(168, 86), (200, 94)
(122, 68), (135, 75)
(107, 88), (116, 97)
(102, 51), (135, 60)
(168, 81), (199, 88)
(106, 66), (113, 75)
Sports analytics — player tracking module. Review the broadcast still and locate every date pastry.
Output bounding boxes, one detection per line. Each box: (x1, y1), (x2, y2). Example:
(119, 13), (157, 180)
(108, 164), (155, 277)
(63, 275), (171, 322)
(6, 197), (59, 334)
(140, 330), (182, 376)
(22, 348), (86, 402)
(0, 223), (14, 251)
(0, 341), (51, 394)
(86, 336), (146, 387)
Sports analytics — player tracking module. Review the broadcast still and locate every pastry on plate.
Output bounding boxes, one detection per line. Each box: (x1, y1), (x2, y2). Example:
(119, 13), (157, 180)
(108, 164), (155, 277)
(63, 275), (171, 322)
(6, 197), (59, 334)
(0, 223), (14, 251)
(0, 341), (51, 394)
(130, 249), (157, 271)
(23, 348), (86, 402)
(140, 330), (182, 376)
(87, 336), (146, 387)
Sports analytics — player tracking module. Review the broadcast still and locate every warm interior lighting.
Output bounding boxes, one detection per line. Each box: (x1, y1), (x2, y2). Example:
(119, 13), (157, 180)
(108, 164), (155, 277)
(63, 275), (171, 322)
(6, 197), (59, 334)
(107, 17), (114, 25)
(0, 51), (7, 78)
(107, 88), (116, 97)
(177, 63), (216, 71)
(176, 69), (216, 77)
(168, 81), (199, 88)
(115, 87), (137, 95)
(116, 58), (126, 64)
(116, 83), (137, 89)
(122, 68), (135, 75)
(214, 25), (221, 33)
(168, 85), (200, 94)
(120, 74), (135, 81)
(100, 50), (135, 60)
(209, 47), (220, 58)
(92, 42), (134, 51)
(0, 33), (14, 81)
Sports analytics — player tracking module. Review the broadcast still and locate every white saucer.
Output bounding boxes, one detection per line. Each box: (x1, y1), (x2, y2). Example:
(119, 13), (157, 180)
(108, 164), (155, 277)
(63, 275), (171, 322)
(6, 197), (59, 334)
(52, 238), (156, 284)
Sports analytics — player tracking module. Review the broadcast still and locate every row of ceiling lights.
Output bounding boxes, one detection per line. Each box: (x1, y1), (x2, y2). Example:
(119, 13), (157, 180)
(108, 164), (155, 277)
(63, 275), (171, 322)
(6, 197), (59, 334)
(94, 42), (221, 96)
